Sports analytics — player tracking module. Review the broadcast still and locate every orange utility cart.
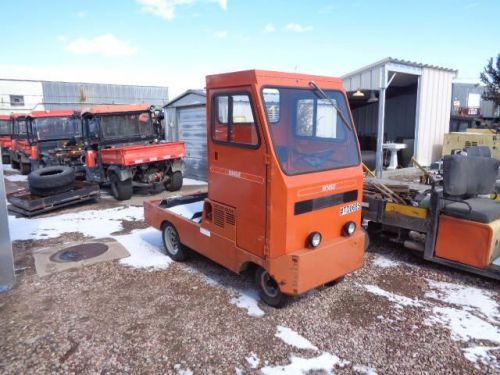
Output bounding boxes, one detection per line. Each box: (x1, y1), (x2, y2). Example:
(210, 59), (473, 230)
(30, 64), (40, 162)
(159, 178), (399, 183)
(144, 70), (365, 306)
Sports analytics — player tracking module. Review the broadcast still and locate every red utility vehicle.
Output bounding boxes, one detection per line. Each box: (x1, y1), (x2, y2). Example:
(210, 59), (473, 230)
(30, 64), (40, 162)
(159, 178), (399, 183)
(82, 104), (185, 200)
(27, 110), (83, 172)
(0, 114), (13, 164)
(145, 70), (365, 306)
(10, 113), (32, 174)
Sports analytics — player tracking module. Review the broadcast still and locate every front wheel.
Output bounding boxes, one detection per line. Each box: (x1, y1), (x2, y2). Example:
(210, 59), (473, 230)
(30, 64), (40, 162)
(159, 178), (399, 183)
(255, 268), (288, 308)
(109, 173), (133, 201)
(165, 171), (183, 192)
(20, 163), (31, 175)
(162, 222), (188, 261)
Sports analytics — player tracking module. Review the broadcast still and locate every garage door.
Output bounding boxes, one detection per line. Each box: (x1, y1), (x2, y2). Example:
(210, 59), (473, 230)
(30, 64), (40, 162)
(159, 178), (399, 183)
(178, 106), (208, 181)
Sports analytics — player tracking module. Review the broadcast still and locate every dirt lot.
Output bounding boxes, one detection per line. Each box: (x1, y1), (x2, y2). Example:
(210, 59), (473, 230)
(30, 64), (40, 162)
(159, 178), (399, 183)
(1, 167), (499, 374)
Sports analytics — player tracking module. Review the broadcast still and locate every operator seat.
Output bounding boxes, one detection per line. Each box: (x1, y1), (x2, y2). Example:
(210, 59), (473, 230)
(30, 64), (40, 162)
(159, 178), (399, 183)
(441, 154), (500, 223)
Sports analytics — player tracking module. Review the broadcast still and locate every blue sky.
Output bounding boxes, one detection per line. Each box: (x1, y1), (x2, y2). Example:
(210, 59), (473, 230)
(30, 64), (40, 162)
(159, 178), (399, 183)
(1, 0), (498, 96)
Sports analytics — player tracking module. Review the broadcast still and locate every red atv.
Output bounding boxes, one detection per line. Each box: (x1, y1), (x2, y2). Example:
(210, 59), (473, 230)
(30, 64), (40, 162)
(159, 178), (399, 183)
(0, 114), (13, 164)
(82, 104), (185, 200)
(10, 113), (32, 174)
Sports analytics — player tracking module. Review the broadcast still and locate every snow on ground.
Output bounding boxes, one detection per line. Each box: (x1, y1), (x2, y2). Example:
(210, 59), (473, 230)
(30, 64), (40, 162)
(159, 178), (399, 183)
(362, 284), (424, 309)
(260, 352), (346, 375)
(245, 352), (260, 369)
(275, 326), (318, 351)
(353, 364), (378, 375)
(371, 254), (401, 269)
(116, 228), (172, 270)
(173, 364), (193, 375)
(1, 164), (17, 173)
(8, 206), (144, 241)
(183, 178), (207, 186)
(4, 174), (27, 182)
(230, 288), (265, 317)
(462, 346), (500, 370)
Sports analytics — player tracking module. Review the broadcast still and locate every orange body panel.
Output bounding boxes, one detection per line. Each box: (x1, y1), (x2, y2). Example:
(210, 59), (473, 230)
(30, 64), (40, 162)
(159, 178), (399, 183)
(435, 215), (498, 268)
(144, 70), (365, 296)
(0, 136), (12, 150)
(99, 141), (185, 166)
(14, 139), (32, 157)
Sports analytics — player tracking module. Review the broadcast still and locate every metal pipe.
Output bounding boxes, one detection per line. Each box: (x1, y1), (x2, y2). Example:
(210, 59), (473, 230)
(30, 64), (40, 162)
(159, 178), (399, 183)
(375, 66), (387, 177)
(0, 151), (16, 292)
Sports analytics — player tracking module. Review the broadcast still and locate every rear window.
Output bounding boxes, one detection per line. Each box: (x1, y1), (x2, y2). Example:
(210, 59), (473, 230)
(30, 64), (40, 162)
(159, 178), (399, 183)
(100, 112), (154, 139)
(0, 120), (10, 135)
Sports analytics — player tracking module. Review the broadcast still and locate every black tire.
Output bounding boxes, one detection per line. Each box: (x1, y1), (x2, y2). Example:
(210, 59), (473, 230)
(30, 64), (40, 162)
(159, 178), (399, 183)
(11, 159), (20, 170)
(28, 166), (74, 189)
(165, 171), (183, 192)
(161, 222), (189, 261)
(110, 173), (133, 201)
(2, 155), (9, 164)
(20, 163), (31, 175)
(29, 184), (74, 197)
(362, 227), (370, 251)
(255, 268), (288, 308)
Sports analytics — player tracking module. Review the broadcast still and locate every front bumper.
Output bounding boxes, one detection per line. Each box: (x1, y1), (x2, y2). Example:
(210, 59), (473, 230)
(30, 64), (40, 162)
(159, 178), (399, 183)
(268, 230), (365, 295)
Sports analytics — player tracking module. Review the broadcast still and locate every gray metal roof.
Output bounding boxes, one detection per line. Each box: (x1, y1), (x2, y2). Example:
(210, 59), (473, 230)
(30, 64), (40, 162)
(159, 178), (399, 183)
(165, 89), (206, 108)
(342, 57), (458, 79)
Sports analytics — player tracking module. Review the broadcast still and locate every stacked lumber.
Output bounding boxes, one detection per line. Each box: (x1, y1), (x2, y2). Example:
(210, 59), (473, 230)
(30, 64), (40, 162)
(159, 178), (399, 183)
(363, 180), (418, 205)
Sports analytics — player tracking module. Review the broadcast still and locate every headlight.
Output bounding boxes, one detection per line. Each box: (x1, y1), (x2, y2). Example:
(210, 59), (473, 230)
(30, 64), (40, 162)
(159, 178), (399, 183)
(308, 232), (322, 248)
(342, 221), (356, 237)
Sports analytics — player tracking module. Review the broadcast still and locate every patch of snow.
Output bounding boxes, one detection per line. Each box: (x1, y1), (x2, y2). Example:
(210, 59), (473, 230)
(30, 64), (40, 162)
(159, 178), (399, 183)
(275, 326), (318, 351)
(168, 201), (204, 220)
(372, 254), (400, 269)
(363, 284), (423, 309)
(173, 364), (193, 375)
(235, 368), (244, 375)
(230, 288), (265, 317)
(183, 178), (207, 186)
(426, 306), (500, 343)
(246, 352), (260, 369)
(4, 174), (27, 182)
(116, 228), (172, 270)
(1, 164), (17, 173)
(260, 352), (347, 375)
(353, 364), (378, 375)
(8, 206), (143, 241)
(493, 256), (500, 266)
(426, 279), (499, 323)
(462, 346), (500, 370)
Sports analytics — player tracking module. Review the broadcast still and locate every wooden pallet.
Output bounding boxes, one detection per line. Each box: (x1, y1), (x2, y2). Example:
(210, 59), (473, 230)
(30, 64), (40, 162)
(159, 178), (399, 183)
(7, 181), (100, 217)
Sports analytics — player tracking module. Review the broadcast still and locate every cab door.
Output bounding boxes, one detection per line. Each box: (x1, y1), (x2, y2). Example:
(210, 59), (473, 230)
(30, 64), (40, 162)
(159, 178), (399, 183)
(207, 88), (267, 258)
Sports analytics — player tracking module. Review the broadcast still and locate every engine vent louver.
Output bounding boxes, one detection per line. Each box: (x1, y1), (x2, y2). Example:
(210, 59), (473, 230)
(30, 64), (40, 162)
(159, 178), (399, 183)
(213, 204), (236, 228)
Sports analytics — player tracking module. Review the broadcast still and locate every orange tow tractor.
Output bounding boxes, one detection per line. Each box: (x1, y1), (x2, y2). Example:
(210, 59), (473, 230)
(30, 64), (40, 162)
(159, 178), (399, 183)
(145, 70), (365, 306)
(0, 115), (13, 164)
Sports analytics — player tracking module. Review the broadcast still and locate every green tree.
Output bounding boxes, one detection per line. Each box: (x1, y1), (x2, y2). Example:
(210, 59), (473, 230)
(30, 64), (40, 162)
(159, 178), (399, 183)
(480, 54), (500, 114)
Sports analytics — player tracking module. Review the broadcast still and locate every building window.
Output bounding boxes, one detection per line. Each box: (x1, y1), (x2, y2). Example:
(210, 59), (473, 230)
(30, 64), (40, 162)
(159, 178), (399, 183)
(10, 95), (25, 106)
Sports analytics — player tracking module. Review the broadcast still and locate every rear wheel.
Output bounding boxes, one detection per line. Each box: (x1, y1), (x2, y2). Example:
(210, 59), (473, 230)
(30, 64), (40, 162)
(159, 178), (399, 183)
(110, 173), (133, 201)
(2, 155), (10, 164)
(255, 268), (288, 308)
(11, 159), (19, 170)
(20, 163), (31, 175)
(165, 171), (183, 192)
(162, 222), (188, 261)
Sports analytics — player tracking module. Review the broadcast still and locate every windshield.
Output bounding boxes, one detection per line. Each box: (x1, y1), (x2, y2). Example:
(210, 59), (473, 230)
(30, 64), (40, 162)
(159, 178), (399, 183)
(14, 119), (28, 136)
(0, 120), (10, 135)
(262, 87), (360, 175)
(100, 112), (154, 139)
(33, 117), (81, 140)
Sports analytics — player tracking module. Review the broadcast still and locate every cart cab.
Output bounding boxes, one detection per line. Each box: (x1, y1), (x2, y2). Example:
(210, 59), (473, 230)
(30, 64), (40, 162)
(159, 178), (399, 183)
(145, 70), (365, 304)
(0, 114), (13, 164)
(9, 113), (31, 172)
(27, 110), (82, 169)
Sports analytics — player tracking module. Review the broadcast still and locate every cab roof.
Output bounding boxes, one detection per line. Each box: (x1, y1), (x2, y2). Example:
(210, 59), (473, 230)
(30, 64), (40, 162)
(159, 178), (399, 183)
(82, 104), (151, 116)
(30, 110), (79, 119)
(206, 69), (344, 91)
(10, 113), (29, 119)
(0, 115), (10, 120)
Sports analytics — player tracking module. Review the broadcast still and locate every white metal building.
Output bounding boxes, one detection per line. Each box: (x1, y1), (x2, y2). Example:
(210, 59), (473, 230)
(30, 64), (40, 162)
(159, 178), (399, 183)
(0, 78), (169, 116)
(342, 58), (457, 173)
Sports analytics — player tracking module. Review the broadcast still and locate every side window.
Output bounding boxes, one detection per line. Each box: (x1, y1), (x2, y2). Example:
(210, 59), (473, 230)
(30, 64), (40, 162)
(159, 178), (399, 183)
(212, 93), (259, 147)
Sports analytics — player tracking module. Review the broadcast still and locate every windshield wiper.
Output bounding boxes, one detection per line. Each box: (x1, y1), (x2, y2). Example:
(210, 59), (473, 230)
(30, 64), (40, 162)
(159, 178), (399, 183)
(309, 81), (353, 131)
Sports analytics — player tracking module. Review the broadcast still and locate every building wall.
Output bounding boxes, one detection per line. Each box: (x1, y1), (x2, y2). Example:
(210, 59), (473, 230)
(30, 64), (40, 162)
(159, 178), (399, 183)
(416, 68), (455, 165)
(451, 83), (498, 118)
(0, 80), (45, 114)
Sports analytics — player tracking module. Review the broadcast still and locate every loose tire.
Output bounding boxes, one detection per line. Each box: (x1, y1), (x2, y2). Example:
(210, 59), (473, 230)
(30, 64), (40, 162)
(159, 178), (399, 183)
(161, 222), (188, 261)
(20, 163), (31, 175)
(109, 173), (133, 201)
(28, 166), (75, 196)
(255, 268), (288, 308)
(165, 171), (183, 192)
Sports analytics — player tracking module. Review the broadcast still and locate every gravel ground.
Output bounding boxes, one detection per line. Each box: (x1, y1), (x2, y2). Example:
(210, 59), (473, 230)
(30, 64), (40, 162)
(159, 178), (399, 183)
(1, 169), (499, 374)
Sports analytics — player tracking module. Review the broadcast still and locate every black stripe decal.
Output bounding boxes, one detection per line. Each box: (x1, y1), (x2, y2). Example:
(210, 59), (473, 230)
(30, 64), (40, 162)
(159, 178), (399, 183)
(294, 190), (358, 215)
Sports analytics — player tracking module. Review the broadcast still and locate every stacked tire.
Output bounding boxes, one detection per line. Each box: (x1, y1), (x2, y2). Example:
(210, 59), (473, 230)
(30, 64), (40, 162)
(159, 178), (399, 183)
(28, 166), (75, 197)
